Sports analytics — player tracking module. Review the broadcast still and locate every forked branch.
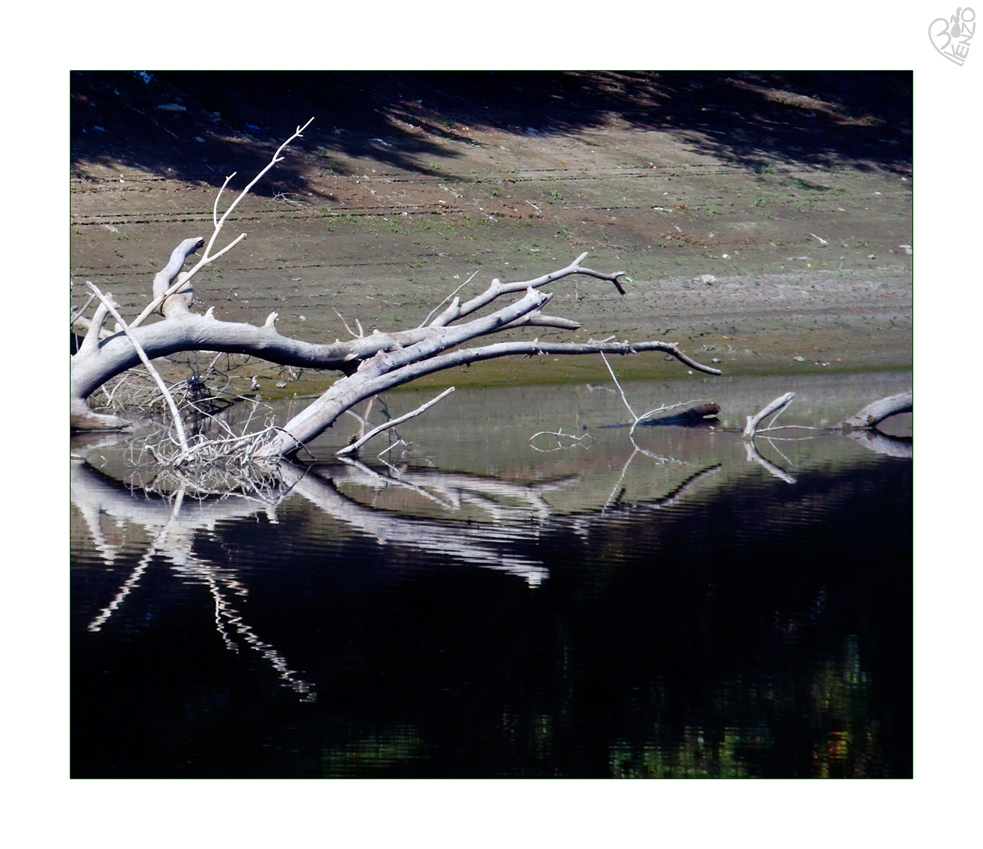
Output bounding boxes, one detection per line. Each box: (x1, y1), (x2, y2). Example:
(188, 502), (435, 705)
(128, 118), (314, 329)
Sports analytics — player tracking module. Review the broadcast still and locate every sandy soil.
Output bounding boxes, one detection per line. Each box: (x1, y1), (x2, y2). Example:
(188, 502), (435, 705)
(71, 72), (912, 396)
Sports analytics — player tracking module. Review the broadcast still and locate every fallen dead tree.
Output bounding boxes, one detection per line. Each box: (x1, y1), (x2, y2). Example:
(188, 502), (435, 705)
(71, 119), (721, 463)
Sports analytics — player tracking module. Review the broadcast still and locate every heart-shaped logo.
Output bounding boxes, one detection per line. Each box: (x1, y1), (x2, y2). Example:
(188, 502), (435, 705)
(930, 7), (976, 64)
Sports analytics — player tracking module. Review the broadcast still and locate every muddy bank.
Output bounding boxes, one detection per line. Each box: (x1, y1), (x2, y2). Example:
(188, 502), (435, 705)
(71, 72), (911, 397)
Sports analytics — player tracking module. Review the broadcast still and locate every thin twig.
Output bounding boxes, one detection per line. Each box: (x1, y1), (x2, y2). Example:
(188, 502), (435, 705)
(201, 118), (314, 261)
(129, 119), (313, 329)
(528, 429), (594, 452)
(337, 387), (456, 456)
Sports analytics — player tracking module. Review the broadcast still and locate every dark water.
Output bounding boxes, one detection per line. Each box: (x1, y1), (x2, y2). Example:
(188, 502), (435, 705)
(71, 373), (912, 778)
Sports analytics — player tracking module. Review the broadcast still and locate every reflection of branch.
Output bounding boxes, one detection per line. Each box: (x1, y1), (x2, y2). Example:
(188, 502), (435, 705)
(88, 491), (185, 632)
(648, 464), (723, 509)
(335, 456), (458, 510)
(73, 461), (316, 700)
(602, 434), (708, 512)
(206, 574), (315, 701)
(743, 439), (797, 484)
(72, 458), (273, 533)
(601, 463), (723, 518)
(603, 441), (674, 512)
(399, 469), (574, 522)
(845, 429), (913, 458)
(281, 462), (552, 586)
(529, 429), (595, 452)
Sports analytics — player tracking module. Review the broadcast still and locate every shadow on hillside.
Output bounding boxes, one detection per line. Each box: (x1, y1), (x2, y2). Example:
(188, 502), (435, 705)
(71, 71), (912, 196)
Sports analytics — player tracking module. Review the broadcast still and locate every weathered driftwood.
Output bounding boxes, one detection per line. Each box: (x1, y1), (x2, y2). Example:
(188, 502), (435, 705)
(742, 390), (912, 441)
(86, 283), (190, 452)
(259, 335), (718, 460)
(742, 392), (796, 438)
(597, 351), (720, 434)
(72, 253), (720, 439)
(737, 389), (911, 483)
(600, 402), (721, 431)
(842, 391), (912, 429)
(70, 122), (721, 457)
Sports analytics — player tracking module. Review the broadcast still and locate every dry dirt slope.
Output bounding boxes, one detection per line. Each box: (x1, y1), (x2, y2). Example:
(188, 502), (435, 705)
(71, 71), (912, 392)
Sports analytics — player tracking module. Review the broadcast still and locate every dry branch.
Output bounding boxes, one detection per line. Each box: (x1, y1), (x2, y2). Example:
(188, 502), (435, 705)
(743, 392), (796, 438)
(637, 402), (721, 426)
(600, 351), (718, 435)
(842, 391), (912, 429)
(337, 387), (456, 456)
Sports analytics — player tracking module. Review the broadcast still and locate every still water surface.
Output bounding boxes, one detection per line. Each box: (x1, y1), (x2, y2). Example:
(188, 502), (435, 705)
(71, 372), (912, 777)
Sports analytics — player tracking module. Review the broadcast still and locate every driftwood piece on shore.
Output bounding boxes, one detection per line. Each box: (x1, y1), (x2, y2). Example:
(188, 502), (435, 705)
(842, 391), (912, 429)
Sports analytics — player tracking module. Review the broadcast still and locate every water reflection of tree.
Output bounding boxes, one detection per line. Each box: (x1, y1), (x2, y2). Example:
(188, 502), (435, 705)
(70, 442), (723, 728)
(72, 457), (317, 702)
(71, 430), (910, 777)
